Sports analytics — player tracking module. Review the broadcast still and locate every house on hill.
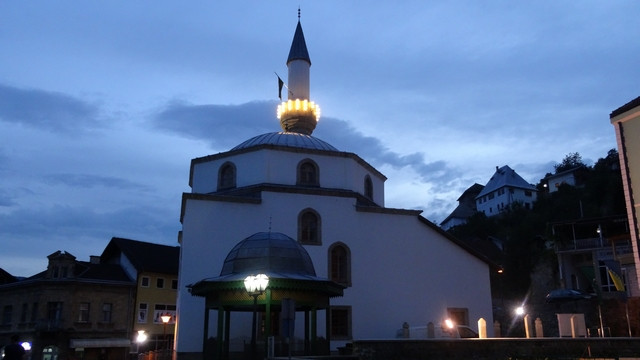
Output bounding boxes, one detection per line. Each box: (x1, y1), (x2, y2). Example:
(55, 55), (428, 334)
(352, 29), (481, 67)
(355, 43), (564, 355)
(476, 165), (537, 217)
(543, 166), (589, 193)
(440, 183), (484, 230)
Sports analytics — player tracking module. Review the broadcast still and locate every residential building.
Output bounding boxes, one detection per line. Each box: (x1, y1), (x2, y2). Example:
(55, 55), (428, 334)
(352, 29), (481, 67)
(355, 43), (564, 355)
(0, 268), (17, 285)
(0, 238), (179, 360)
(552, 215), (637, 297)
(543, 166), (589, 193)
(610, 96), (640, 289)
(0, 251), (135, 360)
(175, 16), (494, 360)
(100, 237), (180, 353)
(440, 183), (484, 230)
(475, 165), (537, 216)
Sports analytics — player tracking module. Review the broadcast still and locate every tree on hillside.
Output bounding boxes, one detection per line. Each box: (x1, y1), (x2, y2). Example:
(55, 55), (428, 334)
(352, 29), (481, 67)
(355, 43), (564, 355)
(447, 149), (626, 303)
(554, 152), (586, 173)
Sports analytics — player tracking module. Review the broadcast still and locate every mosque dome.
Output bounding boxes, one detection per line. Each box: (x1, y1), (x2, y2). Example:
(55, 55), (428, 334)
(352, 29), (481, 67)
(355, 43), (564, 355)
(219, 232), (317, 278)
(231, 132), (337, 152)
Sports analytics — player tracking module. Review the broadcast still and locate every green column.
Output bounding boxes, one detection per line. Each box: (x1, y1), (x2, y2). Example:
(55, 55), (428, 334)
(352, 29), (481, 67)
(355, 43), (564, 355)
(264, 288), (272, 359)
(224, 309), (231, 360)
(311, 307), (318, 355)
(304, 310), (310, 355)
(216, 307), (224, 360)
(325, 307), (331, 355)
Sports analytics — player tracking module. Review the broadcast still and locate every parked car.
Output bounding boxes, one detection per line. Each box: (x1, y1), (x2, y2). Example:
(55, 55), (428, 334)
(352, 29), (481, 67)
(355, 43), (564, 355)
(545, 289), (591, 303)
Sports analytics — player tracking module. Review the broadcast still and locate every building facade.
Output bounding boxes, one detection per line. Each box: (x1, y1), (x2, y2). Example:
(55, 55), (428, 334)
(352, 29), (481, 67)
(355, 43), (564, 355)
(0, 238), (179, 360)
(175, 17), (494, 360)
(0, 251), (134, 360)
(440, 183), (484, 230)
(475, 165), (538, 216)
(552, 215), (638, 298)
(610, 96), (640, 290)
(100, 237), (180, 353)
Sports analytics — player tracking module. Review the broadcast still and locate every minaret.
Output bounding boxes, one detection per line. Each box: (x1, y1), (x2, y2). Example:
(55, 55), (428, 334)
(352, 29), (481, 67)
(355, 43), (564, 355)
(277, 10), (321, 135)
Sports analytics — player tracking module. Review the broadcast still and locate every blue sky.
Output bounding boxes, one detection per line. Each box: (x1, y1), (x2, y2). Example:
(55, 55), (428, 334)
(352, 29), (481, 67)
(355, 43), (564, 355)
(1, 1), (638, 276)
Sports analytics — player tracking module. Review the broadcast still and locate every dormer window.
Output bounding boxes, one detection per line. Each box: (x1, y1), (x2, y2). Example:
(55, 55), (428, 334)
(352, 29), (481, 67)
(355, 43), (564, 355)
(218, 162), (236, 190)
(297, 159), (319, 186)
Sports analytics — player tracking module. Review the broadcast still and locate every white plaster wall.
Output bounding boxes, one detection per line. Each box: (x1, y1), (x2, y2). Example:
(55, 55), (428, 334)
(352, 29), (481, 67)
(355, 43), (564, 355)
(548, 173), (576, 192)
(287, 60), (310, 100)
(118, 252), (137, 281)
(176, 189), (493, 352)
(191, 149), (385, 205)
(477, 188), (537, 216)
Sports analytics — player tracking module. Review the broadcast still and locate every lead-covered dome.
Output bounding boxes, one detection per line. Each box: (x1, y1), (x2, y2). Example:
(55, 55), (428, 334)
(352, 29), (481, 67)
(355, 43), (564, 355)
(231, 132), (337, 152)
(220, 232), (316, 278)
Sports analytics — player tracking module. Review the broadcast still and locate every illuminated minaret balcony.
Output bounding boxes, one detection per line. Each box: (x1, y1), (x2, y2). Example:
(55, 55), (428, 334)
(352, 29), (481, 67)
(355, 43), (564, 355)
(277, 99), (320, 135)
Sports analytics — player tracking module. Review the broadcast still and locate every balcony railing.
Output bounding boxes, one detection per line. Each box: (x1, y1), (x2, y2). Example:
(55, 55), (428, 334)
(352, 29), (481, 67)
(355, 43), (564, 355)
(556, 237), (632, 253)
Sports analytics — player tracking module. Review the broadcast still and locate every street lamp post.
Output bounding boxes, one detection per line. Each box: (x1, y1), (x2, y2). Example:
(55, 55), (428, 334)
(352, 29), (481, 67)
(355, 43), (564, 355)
(160, 314), (171, 347)
(244, 274), (269, 360)
(161, 314), (171, 355)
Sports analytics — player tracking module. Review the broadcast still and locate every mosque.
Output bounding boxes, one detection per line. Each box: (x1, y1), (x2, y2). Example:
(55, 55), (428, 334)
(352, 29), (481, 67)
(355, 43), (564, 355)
(174, 14), (494, 360)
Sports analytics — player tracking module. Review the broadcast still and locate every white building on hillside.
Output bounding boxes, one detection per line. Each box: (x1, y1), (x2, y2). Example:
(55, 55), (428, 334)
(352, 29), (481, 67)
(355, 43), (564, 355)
(475, 165), (537, 217)
(174, 16), (494, 360)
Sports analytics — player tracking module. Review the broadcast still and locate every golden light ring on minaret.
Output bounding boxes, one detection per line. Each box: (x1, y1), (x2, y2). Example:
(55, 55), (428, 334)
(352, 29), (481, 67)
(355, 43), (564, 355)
(277, 99), (320, 121)
(277, 99), (320, 135)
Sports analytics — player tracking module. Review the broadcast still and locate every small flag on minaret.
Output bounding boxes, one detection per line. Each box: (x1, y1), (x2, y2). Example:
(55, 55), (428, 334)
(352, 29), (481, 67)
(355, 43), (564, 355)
(277, 76), (284, 100)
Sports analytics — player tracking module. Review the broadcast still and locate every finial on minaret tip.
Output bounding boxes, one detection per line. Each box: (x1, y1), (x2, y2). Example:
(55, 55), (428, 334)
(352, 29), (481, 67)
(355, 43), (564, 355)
(298, 7), (301, 21)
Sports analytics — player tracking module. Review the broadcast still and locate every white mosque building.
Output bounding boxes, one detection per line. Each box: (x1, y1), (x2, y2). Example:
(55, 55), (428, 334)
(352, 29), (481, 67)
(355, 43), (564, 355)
(175, 15), (494, 360)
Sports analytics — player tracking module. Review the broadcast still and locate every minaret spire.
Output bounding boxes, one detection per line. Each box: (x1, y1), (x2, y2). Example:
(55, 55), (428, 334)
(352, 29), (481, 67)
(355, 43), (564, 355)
(277, 9), (320, 135)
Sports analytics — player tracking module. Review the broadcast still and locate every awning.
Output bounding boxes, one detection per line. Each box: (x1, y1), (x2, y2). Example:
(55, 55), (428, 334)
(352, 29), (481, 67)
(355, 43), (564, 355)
(69, 338), (131, 348)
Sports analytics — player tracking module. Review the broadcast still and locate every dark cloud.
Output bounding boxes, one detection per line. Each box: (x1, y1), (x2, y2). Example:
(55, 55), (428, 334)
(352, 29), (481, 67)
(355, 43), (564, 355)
(153, 101), (460, 186)
(315, 117), (462, 185)
(153, 100), (278, 149)
(0, 84), (101, 133)
(0, 204), (178, 254)
(44, 173), (152, 192)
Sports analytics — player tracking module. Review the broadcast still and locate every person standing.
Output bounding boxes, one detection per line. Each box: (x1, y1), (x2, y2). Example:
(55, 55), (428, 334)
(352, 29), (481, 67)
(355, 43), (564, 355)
(3, 335), (26, 360)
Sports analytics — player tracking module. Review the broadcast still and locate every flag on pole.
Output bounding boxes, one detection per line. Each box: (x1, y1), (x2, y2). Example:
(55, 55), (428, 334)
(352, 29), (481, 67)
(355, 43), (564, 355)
(277, 76), (284, 100)
(604, 260), (625, 292)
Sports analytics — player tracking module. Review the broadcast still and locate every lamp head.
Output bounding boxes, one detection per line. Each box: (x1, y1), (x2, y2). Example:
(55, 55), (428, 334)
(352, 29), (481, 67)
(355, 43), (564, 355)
(244, 274), (269, 295)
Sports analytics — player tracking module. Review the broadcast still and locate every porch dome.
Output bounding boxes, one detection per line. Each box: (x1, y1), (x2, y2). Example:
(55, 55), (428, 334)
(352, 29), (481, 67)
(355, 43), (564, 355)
(220, 232), (316, 278)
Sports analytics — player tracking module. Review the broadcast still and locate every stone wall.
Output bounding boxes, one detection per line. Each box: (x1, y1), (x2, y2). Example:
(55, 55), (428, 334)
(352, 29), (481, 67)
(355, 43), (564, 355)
(352, 338), (640, 360)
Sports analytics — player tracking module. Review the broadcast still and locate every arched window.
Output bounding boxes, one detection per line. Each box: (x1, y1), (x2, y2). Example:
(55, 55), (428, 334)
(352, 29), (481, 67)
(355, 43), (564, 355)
(297, 159), (319, 186)
(329, 242), (351, 286)
(364, 175), (373, 200)
(298, 209), (321, 245)
(217, 162), (236, 190)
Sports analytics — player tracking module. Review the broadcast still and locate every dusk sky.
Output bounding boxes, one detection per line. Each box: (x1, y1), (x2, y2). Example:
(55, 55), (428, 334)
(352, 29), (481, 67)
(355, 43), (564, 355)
(1, 2), (639, 276)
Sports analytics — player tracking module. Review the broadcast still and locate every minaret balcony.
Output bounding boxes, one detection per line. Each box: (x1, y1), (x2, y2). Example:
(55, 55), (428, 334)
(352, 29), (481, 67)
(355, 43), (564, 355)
(277, 99), (320, 122)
